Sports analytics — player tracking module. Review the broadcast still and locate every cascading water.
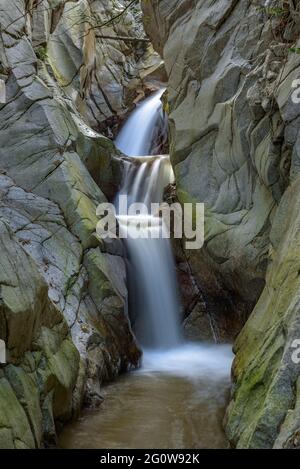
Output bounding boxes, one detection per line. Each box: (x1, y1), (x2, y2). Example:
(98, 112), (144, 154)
(118, 159), (180, 349)
(59, 90), (233, 450)
(115, 89), (166, 157)
(114, 90), (232, 374)
(115, 90), (181, 349)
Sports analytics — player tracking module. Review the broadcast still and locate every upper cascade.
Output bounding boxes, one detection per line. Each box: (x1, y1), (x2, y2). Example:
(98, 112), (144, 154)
(115, 89), (166, 157)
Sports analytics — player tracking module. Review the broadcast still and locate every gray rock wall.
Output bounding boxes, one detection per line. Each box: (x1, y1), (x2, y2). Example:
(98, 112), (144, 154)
(45, 0), (164, 135)
(0, 0), (142, 447)
(142, 0), (300, 448)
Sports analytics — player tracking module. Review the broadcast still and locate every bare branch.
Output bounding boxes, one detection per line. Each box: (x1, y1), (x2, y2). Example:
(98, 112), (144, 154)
(79, 0), (140, 39)
(90, 0), (140, 31)
(95, 34), (149, 43)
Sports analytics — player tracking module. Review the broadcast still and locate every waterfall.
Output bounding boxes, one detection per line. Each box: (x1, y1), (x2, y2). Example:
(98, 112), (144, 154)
(115, 89), (166, 157)
(114, 91), (232, 379)
(59, 92), (234, 452)
(59, 92), (234, 451)
(115, 91), (181, 349)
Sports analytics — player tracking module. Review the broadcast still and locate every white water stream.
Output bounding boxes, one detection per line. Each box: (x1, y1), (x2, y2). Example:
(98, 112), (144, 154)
(116, 154), (180, 349)
(115, 89), (166, 157)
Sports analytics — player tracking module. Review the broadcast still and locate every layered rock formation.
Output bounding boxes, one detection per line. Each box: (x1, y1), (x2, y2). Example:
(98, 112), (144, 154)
(0, 0), (161, 448)
(143, 0), (300, 448)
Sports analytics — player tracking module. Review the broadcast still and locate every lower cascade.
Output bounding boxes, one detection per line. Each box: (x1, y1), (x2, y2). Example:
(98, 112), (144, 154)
(59, 91), (233, 449)
(117, 155), (181, 349)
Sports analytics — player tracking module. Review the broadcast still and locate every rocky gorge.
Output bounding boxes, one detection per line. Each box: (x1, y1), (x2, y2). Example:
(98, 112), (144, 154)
(1, 0), (300, 450)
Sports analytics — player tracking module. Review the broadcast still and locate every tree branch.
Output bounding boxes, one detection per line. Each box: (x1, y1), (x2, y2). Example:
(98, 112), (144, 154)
(90, 0), (139, 31)
(95, 34), (150, 43)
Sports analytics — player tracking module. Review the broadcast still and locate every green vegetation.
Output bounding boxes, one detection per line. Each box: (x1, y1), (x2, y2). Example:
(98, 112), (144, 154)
(36, 46), (47, 61)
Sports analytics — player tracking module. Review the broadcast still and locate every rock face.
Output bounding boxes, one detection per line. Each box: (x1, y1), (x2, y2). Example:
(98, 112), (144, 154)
(0, 0), (146, 448)
(143, 0), (300, 448)
(45, 0), (165, 136)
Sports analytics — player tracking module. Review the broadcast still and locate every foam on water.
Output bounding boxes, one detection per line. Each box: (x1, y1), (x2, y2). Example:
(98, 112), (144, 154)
(139, 344), (233, 380)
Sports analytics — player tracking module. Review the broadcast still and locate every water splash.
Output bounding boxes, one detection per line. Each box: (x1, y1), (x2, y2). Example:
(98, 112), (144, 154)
(140, 343), (233, 380)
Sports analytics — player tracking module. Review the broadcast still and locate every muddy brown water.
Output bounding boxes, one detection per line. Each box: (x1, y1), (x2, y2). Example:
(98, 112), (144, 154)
(59, 345), (232, 449)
